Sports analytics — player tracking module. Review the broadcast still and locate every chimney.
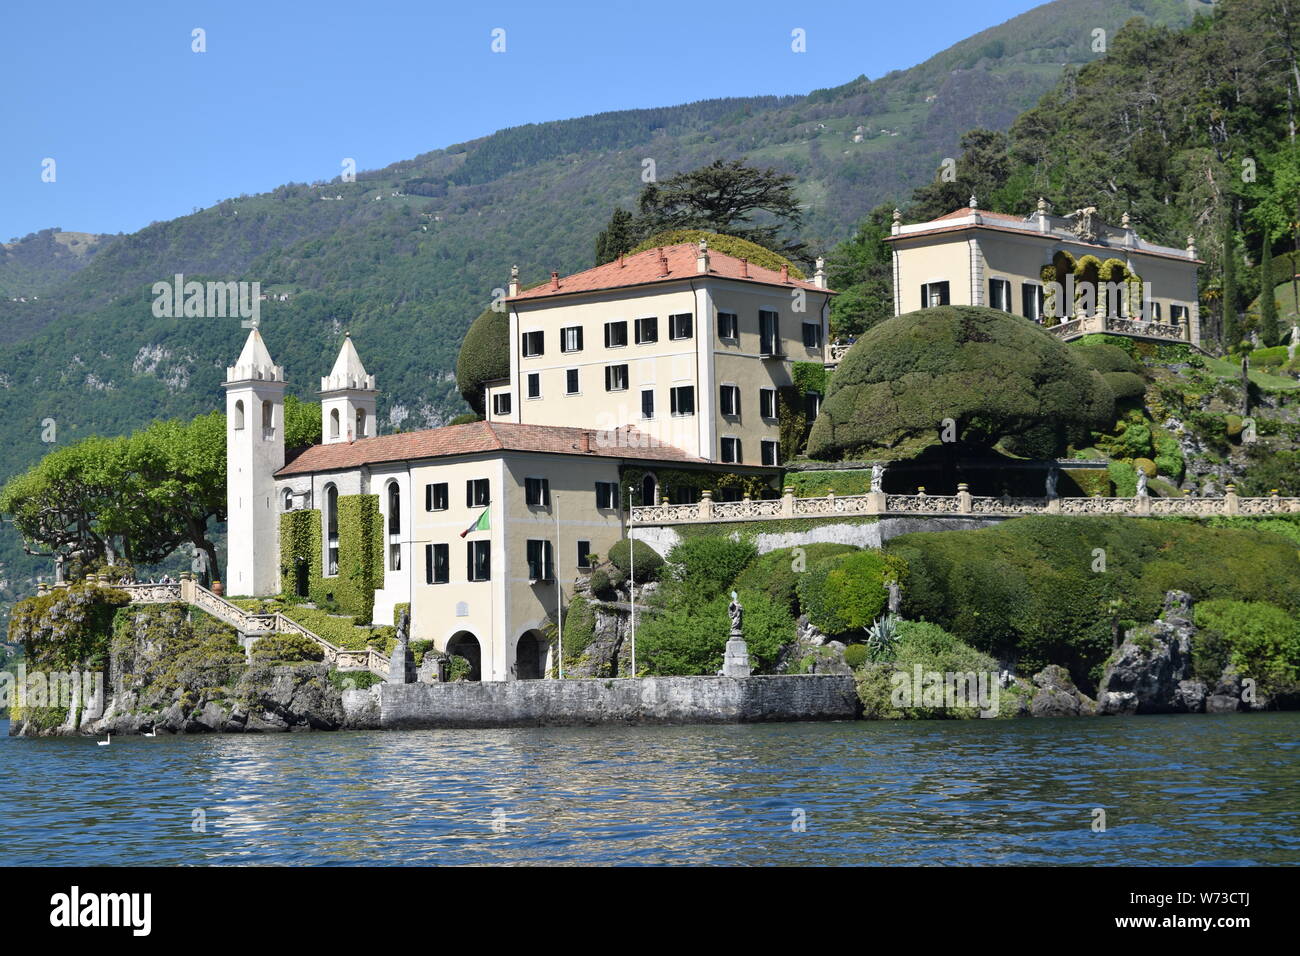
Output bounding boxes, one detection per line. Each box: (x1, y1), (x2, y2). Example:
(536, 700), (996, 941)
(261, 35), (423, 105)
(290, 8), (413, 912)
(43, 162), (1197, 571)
(657, 247), (668, 277)
(696, 239), (709, 274)
(618, 253), (625, 268)
(740, 257), (749, 278)
(780, 264), (790, 283)
(891, 207), (902, 236)
(814, 256), (827, 290)
(550, 270), (560, 291)
(508, 264), (519, 297)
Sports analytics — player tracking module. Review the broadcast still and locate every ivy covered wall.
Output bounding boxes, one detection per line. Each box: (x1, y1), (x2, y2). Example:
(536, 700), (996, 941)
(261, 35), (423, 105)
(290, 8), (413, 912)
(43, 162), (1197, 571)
(279, 495), (384, 623)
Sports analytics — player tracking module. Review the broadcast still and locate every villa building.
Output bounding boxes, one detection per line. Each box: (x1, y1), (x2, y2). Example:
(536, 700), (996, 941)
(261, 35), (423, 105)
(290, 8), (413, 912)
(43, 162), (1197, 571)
(886, 200), (1204, 347)
(222, 238), (818, 680)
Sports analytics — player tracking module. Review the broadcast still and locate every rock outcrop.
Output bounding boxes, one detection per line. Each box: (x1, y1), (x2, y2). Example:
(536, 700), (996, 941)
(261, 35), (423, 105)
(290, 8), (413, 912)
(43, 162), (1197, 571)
(1097, 590), (1202, 715)
(1029, 665), (1098, 717)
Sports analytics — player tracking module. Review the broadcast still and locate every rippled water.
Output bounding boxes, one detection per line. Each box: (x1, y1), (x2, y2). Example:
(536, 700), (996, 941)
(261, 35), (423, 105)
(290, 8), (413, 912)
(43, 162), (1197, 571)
(2, 714), (1297, 865)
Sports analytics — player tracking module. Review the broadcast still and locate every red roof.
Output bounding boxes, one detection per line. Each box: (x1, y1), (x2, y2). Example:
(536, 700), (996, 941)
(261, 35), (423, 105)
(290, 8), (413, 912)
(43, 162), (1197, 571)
(276, 421), (711, 477)
(509, 243), (830, 302)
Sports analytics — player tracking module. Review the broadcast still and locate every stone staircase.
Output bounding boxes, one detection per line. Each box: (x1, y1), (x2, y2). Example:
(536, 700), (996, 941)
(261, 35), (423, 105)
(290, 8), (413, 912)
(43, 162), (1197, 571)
(114, 576), (390, 678)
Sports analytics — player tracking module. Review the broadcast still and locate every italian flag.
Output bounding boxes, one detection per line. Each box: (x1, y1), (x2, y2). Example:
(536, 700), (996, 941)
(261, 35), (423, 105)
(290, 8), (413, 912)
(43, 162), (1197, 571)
(459, 508), (490, 538)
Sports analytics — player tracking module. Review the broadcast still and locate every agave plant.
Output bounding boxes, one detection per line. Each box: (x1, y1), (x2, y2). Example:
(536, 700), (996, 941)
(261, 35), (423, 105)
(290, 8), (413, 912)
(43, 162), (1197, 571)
(864, 612), (901, 662)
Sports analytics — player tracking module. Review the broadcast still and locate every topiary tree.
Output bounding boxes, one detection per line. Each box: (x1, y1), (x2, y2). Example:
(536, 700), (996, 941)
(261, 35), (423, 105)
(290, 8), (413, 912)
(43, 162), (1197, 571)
(795, 549), (906, 638)
(734, 543), (859, 615)
(608, 538), (664, 583)
(806, 305), (1116, 461)
(455, 307), (510, 415)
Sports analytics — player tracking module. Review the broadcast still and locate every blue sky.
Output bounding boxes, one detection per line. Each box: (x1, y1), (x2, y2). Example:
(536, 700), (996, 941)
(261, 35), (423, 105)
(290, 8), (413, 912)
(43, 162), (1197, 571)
(0, 0), (1045, 239)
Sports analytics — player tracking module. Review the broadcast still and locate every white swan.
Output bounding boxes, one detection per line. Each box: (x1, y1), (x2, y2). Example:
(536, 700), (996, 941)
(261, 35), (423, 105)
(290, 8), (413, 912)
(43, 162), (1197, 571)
(97, 734), (111, 747)
(143, 727), (157, 738)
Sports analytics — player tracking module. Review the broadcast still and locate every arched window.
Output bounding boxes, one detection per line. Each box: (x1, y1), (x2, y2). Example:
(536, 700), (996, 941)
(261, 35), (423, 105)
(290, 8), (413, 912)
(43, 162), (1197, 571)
(262, 400), (274, 439)
(233, 399), (245, 430)
(329, 408), (340, 439)
(356, 408), (368, 439)
(282, 489), (294, 512)
(325, 484), (339, 576)
(387, 481), (401, 570)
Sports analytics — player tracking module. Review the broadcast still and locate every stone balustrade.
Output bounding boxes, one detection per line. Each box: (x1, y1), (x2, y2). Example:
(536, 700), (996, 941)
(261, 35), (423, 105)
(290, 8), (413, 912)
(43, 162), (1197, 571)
(1046, 311), (1194, 347)
(630, 484), (1300, 526)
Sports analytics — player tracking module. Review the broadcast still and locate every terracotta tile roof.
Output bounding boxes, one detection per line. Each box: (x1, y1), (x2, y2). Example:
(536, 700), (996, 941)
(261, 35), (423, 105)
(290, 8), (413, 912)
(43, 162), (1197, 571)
(509, 243), (831, 302)
(276, 421), (712, 477)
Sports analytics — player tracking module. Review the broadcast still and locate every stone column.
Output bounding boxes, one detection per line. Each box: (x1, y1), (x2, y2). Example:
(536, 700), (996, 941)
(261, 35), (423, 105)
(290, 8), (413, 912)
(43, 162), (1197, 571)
(699, 489), (714, 520)
(866, 490), (886, 514)
(781, 486), (795, 517)
(957, 482), (972, 514)
(1225, 484), (1239, 515)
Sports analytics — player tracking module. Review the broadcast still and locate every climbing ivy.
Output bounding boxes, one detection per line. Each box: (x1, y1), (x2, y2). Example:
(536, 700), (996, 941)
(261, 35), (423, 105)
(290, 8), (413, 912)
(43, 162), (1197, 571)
(619, 467), (775, 505)
(278, 496), (383, 624)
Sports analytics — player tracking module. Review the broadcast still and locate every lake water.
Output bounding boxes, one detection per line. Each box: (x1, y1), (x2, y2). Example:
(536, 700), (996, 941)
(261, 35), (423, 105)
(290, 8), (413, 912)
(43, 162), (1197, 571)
(2, 714), (1297, 865)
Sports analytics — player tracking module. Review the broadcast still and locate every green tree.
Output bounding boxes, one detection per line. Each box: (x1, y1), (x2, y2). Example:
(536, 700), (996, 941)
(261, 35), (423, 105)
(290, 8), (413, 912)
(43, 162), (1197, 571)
(455, 307), (510, 415)
(284, 395), (322, 449)
(594, 207), (637, 265)
(908, 129), (1013, 220)
(1223, 220), (1240, 350)
(826, 205), (896, 338)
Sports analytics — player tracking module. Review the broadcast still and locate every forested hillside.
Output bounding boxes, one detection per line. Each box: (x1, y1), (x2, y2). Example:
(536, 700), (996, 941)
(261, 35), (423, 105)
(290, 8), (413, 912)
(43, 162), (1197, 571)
(0, 0), (1199, 612)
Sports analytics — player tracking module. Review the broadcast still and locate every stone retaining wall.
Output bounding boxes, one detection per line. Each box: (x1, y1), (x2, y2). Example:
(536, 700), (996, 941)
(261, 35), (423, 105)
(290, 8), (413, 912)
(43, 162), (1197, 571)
(344, 674), (861, 729)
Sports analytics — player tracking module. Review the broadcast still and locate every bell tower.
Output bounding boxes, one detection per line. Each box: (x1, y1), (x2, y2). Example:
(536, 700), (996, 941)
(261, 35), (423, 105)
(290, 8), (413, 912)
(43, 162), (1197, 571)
(320, 333), (377, 443)
(223, 328), (286, 596)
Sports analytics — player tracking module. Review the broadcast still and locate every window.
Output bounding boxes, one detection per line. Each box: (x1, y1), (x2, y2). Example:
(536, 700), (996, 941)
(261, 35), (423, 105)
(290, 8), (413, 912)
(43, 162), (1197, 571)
(760, 388), (777, 420)
(604, 320), (628, 348)
(387, 482), (401, 535)
(1170, 304), (1189, 326)
(635, 316), (658, 344)
(566, 368), (579, 394)
(641, 388), (655, 419)
(989, 278), (1012, 312)
(669, 312), (693, 340)
(356, 408), (367, 439)
(1022, 283), (1044, 323)
(720, 437), (741, 463)
(262, 400), (275, 440)
(605, 364), (629, 392)
(522, 330), (544, 357)
(234, 399), (245, 430)
(426, 543), (449, 584)
(426, 482), (448, 511)
(717, 311), (739, 340)
(467, 540), (491, 582)
(526, 373), (541, 399)
(526, 539), (554, 581)
(761, 439), (779, 467)
(922, 281), (950, 308)
(325, 484), (339, 576)
(282, 488), (294, 512)
(759, 310), (781, 356)
(466, 478), (490, 507)
(492, 392), (512, 416)
(561, 326), (583, 353)
(525, 477), (550, 507)
(595, 481), (619, 509)
(720, 384), (740, 417)
(577, 540), (593, 570)
(670, 385), (695, 416)
(329, 407), (340, 439)
(803, 392), (821, 421)
(802, 322), (823, 349)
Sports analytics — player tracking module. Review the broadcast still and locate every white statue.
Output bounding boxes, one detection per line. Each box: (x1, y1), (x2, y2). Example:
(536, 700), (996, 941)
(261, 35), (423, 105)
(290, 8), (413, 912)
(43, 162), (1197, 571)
(870, 463), (885, 494)
(1288, 324), (1299, 362)
(1045, 467), (1059, 499)
(1136, 470), (1148, 498)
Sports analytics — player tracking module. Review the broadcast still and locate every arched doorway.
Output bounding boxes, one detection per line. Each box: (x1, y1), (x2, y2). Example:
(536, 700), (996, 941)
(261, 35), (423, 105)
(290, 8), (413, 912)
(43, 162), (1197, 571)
(446, 631), (482, 682)
(515, 631), (545, 680)
(641, 473), (657, 507)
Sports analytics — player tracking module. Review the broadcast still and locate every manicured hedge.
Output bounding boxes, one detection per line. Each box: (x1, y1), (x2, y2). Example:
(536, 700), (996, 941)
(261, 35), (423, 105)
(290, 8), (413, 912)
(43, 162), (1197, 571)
(1073, 342), (1143, 374)
(609, 538), (664, 583)
(734, 543), (859, 615)
(455, 307), (510, 414)
(795, 549), (905, 637)
(251, 632), (325, 663)
(886, 516), (1300, 689)
(808, 306), (1115, 461)
(636, 588), (794, 675)
(1193, 600), (1299, 698)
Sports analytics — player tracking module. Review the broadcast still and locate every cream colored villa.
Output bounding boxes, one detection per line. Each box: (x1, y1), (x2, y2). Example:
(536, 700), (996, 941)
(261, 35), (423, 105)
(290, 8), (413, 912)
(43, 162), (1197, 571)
(222, 239), (809, 681)
(886, 200), (1204, 347)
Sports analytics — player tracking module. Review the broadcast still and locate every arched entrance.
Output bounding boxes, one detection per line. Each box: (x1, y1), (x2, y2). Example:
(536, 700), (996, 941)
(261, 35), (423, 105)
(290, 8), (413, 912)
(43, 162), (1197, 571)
(641, 473), (657, 507)
(514, 631), (546, 680)
(446, 631), (482, 682)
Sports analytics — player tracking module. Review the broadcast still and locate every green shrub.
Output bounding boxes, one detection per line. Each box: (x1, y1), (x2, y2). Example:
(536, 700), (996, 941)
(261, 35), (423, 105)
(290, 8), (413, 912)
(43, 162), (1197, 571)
(328, 669), (383, 690)
(1108, 460), (1138, 497)
(562, 595), (597, 663)
(796, 549), (905, 637)
(1225, 414), (1244, 437)
(1103, 371), (1147, 401)
(1194, 600), (1300, 698)
(608, 538), (664, 583)
(807, 305), (1115, 461)
(787, 471), (874, 498)
(628, 230), (805, 278)
(447, 655), (472, 682)
(637, 588), (795, 675)
(251, 632), (325, 663)
(665, 537), (757, 600)
(854, 620), (999, 719)
(1074, 342), (1143, 374)
(888, 516), (1300, 688)
(455, 307), (510, 414)
(588, 568), (612, 596)
(843, 644), (870, 669)
(1151, 429), (1185, 481)
(1133, 457), (1157, 478)
(733, 543), (859, 615)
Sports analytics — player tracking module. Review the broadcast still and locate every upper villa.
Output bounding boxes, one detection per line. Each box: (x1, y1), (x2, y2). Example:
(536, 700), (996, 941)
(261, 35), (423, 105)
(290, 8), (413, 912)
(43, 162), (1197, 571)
(886, 200), (1204, 347)
(492, 241), (836, 467)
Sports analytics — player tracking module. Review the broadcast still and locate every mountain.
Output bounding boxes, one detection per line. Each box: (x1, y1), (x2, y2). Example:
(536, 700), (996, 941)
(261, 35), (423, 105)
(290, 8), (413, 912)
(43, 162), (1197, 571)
(0, 0), (1200, 610)
(0, 228), (114, 300)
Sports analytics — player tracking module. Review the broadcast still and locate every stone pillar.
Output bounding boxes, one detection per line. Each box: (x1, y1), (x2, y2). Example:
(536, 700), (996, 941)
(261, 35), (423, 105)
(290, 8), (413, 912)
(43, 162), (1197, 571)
(866, 490), (886, 514)
(1134, 494), (1151, 516)
(957, 482), (972, 514)
(699, 489), (714, 520)
(782, 486), (795, 517)
(387, 642), (414, 684)
(1225, 484), (1239, 515)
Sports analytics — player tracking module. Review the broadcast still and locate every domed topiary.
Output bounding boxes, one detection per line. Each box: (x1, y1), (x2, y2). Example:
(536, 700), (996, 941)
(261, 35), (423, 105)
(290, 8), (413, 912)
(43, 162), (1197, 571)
(1133, 457), (1157, 478)
(1073, 342), (1142, 375)
(455, 307), (510, 414)
(806, 305), (1116, 462)
(1225, 414), (1244, 437)
(629, 230), (805, 279)
(609, 538), (664, 583)
(1102, 371), (1147, 401)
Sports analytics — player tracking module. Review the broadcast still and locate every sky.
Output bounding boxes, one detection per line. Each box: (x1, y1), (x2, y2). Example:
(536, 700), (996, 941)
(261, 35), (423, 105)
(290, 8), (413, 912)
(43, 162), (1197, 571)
(0, 0), (1047, 240)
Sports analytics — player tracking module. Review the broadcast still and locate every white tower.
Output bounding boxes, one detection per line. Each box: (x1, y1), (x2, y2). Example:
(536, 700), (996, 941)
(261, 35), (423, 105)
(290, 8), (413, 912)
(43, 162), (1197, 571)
(223, 328), (286, 597)
(320, 333), (377, 443)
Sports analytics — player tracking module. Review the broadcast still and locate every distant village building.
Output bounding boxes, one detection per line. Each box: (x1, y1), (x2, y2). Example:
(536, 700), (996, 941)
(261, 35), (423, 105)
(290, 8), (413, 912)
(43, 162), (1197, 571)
(886, 200), (1203, 347)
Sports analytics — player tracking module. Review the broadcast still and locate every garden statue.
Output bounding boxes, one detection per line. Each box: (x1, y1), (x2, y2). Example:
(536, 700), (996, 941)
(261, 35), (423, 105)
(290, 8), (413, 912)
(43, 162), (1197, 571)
(722, 591), (751, 678)
(870, 462), (885, 493)
(396, 606), (410, 648)
(1136, 470), (1148, 497)
(1288, 324), (1298, 362)
(1045, 467), (1059, 500)
(728, 591), (743, 635)
(388, 607), (414, 684)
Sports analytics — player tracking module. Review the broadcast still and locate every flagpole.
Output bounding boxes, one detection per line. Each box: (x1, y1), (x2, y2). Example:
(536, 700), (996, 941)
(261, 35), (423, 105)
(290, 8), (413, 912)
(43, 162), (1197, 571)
(554, 492), (563, 680)
(628, 484), (636, 677)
